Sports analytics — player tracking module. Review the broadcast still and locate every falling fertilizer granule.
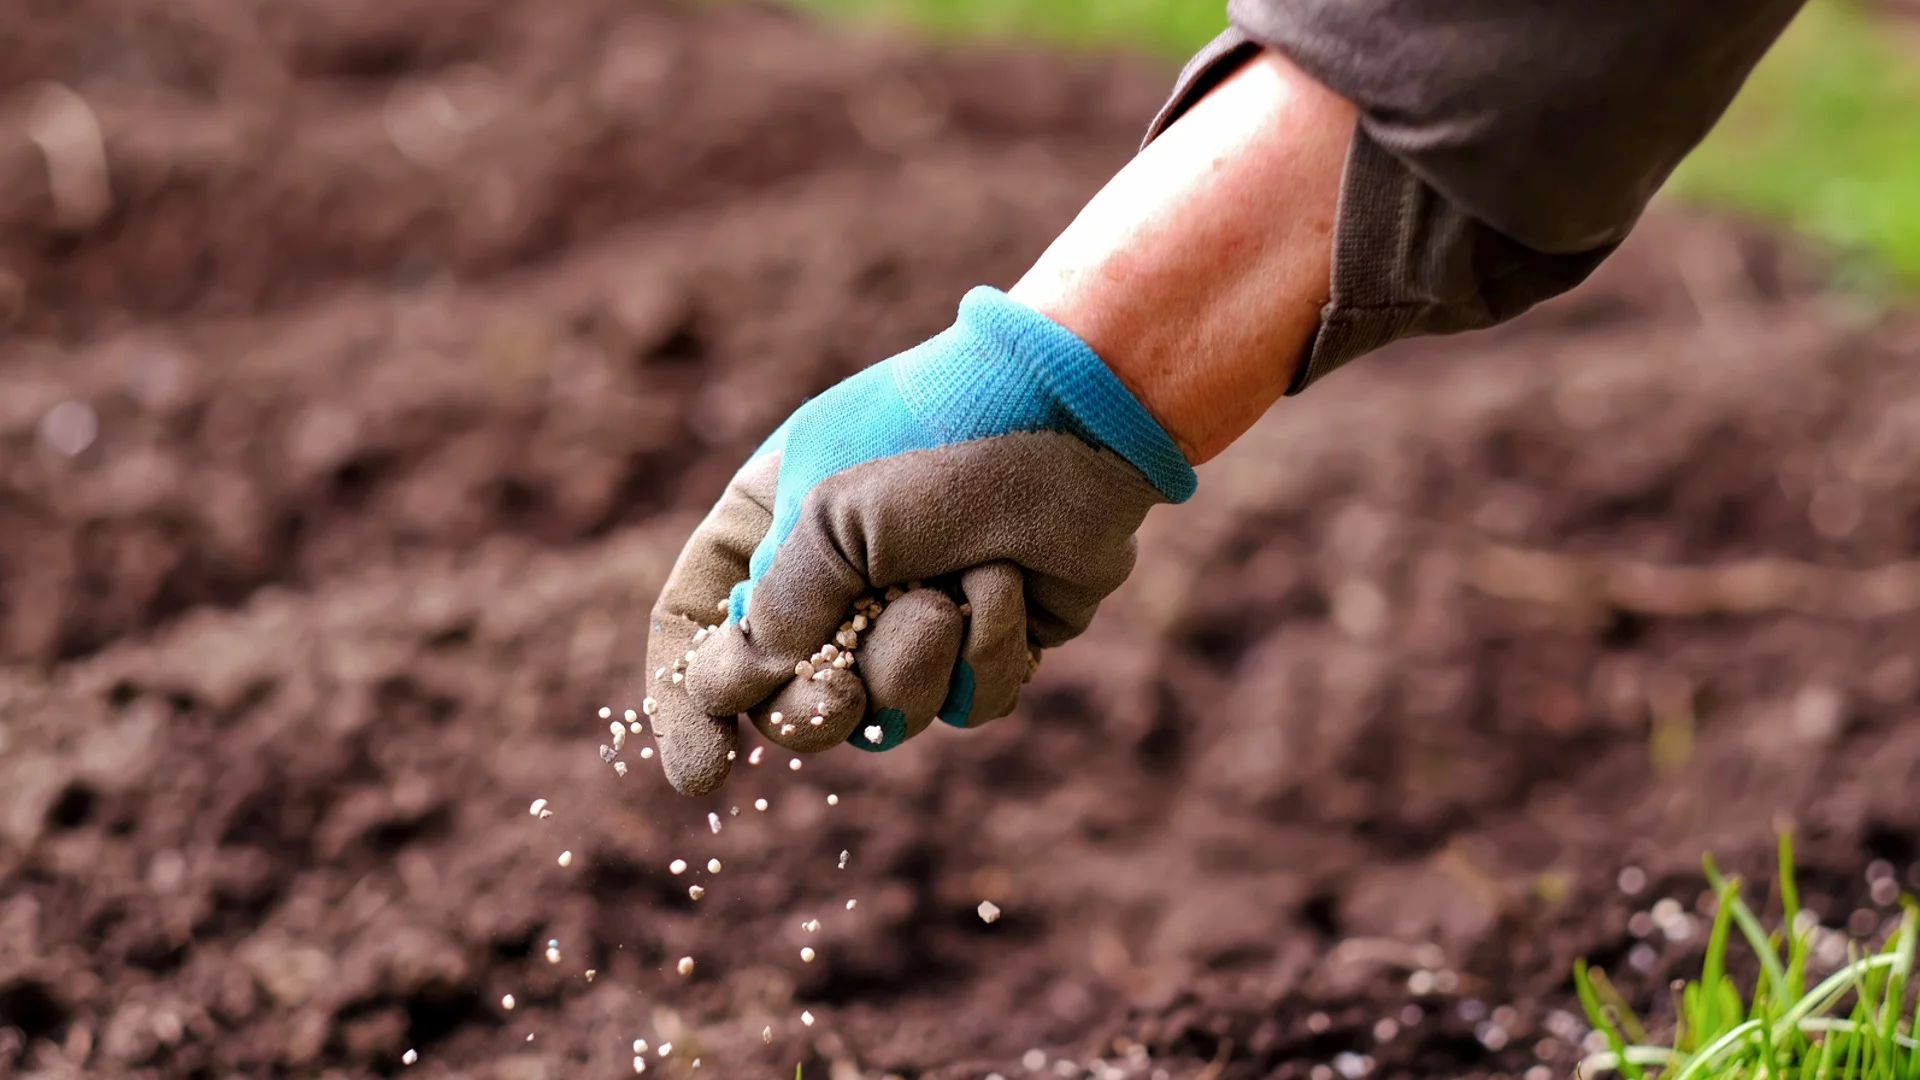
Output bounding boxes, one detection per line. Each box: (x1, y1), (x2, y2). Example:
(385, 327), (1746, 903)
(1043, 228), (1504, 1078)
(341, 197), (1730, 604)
(838, 850), (850, 869)
(403, 1049), (419, 1066)
(802, 1010), (816, 1026)
(754, 798), (769, 812)
(707, 858), (722, 873)
(633, 1057), (647, 1074)
(528, 798), (550, 818)
(978, 901), (1002, 924)
(677, 957), (695, 976)
(708, 811), (722, 834)
(669, 859), (687, 875)
(827, 793), (839, 806)
(545, 940), (562, 964)
(800, 947), (816, 962)
(558, 850), (573, 867)
(688, 885), (705, 900)
(501, 994), (516, 1011)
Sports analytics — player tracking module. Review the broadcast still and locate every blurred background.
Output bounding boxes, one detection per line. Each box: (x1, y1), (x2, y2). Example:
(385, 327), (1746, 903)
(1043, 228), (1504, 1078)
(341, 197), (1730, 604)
(1, 1), (1918, 1079)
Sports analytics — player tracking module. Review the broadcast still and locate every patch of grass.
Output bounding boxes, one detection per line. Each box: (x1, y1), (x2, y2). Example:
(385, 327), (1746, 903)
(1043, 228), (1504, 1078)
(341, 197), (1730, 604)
(1576, 834), (1920, 1080)
(783, 0), (1920, 286)
(783, 0), (1224, 55)
(1670, 0), (1920, 286)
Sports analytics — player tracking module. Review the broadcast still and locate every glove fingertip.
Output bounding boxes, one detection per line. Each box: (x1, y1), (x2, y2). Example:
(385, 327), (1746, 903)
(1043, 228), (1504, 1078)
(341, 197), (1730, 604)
(655, 706), (739, 796)
(751, 667), (865, 752)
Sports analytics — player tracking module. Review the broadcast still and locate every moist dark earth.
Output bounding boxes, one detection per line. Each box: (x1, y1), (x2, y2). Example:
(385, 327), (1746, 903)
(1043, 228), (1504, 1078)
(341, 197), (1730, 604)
(4, 1), (1920, 1078)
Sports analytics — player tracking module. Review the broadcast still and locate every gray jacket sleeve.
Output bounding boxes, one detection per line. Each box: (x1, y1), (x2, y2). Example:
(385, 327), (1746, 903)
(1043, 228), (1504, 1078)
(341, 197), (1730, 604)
(1146, 0), (1807, 391)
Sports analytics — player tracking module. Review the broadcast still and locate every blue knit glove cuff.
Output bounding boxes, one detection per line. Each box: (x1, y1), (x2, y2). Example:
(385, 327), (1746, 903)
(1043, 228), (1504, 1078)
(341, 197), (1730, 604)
(891, 287), (1198, 504)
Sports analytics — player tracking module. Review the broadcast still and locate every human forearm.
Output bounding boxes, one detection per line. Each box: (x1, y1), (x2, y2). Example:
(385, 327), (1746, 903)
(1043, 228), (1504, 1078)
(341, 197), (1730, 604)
(1008, 49), (1355, 465)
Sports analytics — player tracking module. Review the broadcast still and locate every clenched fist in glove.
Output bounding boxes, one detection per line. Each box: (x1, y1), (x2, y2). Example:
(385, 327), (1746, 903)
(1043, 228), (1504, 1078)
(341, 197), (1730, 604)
(643, 287), (1197, 794)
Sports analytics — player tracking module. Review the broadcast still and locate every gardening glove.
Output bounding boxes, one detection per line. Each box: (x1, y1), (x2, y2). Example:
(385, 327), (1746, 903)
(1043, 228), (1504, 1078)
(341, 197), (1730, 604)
(644, 286), (1196, 796)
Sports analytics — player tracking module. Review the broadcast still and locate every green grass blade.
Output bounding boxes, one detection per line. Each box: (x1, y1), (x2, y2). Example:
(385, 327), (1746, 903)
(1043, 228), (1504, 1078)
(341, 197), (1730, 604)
(1578, 1047), (1679, 1077)
(1591, 966), (1654, 1046)
(1700, 871), (1742, 1038)
(1816, 1013), (1841, 1080)
(1673, 1018), (1765, 1080)
(1799, 1018), (1920, 1050)
(1708, 856), (1792, 1008)
(1777, 955), (1904, 1041)
(1880, 907), (1916, 1055)
(1780, 835), (1801, 927)
(1578, 959), (1649, 1080)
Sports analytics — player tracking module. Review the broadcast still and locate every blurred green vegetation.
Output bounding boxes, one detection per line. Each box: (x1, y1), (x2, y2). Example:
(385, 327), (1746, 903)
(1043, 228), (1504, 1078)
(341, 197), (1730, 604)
(792, 0), (1920, 285)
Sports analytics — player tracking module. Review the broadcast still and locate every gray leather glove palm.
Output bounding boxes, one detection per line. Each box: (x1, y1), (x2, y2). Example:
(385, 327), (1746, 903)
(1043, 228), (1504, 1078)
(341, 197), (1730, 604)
(644, 287), (1196, 795)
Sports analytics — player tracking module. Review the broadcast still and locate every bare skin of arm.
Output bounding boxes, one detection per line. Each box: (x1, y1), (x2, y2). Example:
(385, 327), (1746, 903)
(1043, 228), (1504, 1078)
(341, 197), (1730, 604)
(1008, 50), (1356, 466)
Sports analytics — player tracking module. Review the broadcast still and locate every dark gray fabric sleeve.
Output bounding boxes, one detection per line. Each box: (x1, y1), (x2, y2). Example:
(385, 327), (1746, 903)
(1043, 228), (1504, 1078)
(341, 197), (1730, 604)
(1146, 1), (1807, 391)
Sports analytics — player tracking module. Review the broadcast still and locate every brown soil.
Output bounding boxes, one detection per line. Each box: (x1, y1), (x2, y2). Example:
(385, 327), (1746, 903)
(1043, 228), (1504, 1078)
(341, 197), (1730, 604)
(3, 2), (1919, 1079)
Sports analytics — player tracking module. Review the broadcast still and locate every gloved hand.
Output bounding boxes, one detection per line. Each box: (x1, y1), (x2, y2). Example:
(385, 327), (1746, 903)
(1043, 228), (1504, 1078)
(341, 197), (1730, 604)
(643, 287), (1196, 795)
